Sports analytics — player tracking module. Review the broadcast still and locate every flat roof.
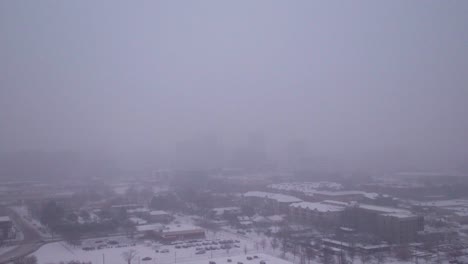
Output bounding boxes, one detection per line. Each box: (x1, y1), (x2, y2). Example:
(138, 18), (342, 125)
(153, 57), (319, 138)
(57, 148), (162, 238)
(244, 191), (302, 203)
(150, 210), (170, 216)
(136, 223), (164, 232)
(0, 216), (11, 223)
(162, 224), (203, 233)
(290, 201), (345, 212)
(357, 204), (415, 217)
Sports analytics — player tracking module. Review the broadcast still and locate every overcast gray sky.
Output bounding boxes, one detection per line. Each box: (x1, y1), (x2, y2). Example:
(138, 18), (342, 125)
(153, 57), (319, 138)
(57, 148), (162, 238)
(1, 1), (467, 170)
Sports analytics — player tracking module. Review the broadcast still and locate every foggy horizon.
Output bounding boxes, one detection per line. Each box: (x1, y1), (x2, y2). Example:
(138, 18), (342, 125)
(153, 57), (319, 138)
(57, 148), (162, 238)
(1, 1), (468, 173)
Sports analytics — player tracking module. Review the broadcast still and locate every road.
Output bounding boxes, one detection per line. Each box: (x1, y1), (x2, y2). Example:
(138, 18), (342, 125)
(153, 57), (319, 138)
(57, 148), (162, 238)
(0, 208), (44, 264)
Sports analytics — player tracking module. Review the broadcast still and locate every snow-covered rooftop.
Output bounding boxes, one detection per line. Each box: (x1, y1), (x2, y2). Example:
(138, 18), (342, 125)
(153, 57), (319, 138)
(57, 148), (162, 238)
(308, 190), (379, 199)
(244, 191), (302, 203)
(136, 223), (164, 232)
(0, 216), (11, 223)
(267, 215), (286, 222)
(150, 210), (170, 216)
(417, 199), (468, 208)
(268, 182), (343, 192)
(162, 224), (203, 233)
(129, 217), (147, 225)
(267, 182), (379, 199)
(127, 208), (150, 214)
(357, 204), (415, 217)
(290, 201), (345, 212)
(212, 207), (241, 215)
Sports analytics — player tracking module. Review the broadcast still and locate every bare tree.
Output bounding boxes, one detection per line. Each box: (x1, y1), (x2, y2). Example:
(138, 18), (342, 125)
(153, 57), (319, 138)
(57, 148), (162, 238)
(322, 248), (335, 264)
(291, 244), (299, 261)
(394, 245), (411, 261)
(375, 253), (386, 264)
(347, 241), (356, 264)
(13, 256), (37, 264)
(122, 249), (138, 264)
(270, 237), (279, 253)
(124, 221), (137, 239)
(280, 239), (288, 258)
(338, 251), (347, 264)
(305, 247), (315, 264)
(225, 244), (232, 256)
(260, 237), (267, 251)
(299, 248), (307, 264)
(359, 252), (371, 264)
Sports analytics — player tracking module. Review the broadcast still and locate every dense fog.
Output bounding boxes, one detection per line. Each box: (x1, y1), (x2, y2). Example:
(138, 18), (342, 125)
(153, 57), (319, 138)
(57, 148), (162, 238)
(1, 1), (468, 174)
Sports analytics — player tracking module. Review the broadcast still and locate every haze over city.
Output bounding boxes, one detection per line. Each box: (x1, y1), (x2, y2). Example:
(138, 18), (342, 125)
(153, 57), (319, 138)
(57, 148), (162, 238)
(1, 1), (468, 175)
(3, 2), (468, 264)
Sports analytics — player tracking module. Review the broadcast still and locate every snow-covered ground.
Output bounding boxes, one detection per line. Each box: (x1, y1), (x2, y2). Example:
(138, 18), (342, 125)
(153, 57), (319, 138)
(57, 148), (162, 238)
(181, 253), (292, 264)
(30, 227), (426, 264)
(26, 212), (421, 264)
(32, 231), (258, 264)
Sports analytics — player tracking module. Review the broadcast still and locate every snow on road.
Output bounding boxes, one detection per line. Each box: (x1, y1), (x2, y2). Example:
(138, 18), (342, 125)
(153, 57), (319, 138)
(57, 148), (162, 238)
(12, 206), (53, 239)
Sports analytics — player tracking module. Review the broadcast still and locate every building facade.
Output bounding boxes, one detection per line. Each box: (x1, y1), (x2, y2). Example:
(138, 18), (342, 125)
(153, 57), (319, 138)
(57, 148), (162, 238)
(343, 204), (424, 244)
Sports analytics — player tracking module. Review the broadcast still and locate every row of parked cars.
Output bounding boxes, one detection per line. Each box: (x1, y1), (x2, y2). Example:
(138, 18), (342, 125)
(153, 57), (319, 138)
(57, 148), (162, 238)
(194, 239), (242, 255)
(208, 256), (266, 264)
(82, 239), (135, 251)
(175, 239), (241, 249)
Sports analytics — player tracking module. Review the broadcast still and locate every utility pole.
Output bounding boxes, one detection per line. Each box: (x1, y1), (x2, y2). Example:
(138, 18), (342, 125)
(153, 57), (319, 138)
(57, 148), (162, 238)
(102, 253), (105, 264)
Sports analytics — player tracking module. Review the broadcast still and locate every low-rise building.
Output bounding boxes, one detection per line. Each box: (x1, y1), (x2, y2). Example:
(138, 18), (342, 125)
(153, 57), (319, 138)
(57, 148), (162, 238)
(211, 207), (241, 219)
(343, 203), (424, 243)
(127, 208), (150, 218)
(289, 201), (345, 227)
(136, 223), (164, 237)
(149, 210), (173, 223)
(110, 204), (142, 214)
(160, 224), (205, 241)
(243, 191), (302, 214)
